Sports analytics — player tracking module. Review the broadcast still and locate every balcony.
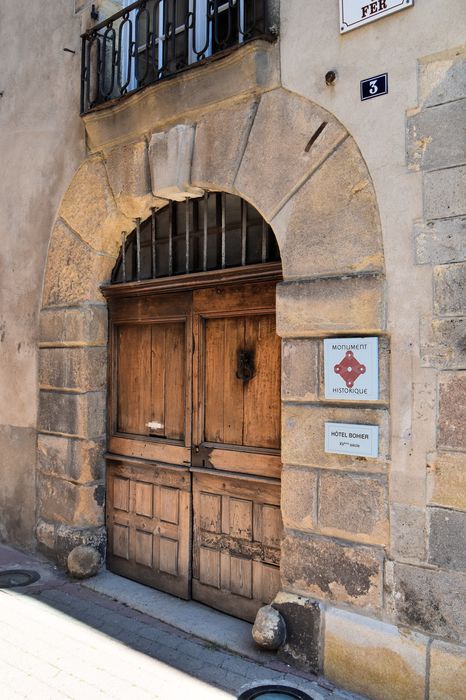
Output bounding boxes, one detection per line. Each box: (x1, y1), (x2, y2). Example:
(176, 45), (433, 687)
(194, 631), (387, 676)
(81, 0), (275, 114)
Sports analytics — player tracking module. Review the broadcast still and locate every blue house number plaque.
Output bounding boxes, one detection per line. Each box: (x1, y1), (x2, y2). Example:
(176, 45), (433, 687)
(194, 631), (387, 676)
(360, 73), (388, 101)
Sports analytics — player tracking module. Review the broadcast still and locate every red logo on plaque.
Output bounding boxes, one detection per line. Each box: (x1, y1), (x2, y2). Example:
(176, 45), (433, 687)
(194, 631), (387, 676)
(334, 351), (366, 388)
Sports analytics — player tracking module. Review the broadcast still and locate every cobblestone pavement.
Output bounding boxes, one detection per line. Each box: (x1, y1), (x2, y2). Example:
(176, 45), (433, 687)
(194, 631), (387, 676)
(0, 547), (363, 700)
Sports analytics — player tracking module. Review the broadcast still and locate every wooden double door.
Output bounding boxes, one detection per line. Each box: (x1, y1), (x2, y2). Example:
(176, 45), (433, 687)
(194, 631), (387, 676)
(105, 277), (282, 621)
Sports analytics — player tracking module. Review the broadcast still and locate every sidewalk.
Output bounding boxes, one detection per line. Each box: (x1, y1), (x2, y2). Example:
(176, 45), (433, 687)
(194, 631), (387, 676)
(0, 544), (364, 700)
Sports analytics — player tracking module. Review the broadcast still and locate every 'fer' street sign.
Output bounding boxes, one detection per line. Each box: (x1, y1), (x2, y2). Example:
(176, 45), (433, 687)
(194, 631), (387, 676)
(340, 0), (414, 34)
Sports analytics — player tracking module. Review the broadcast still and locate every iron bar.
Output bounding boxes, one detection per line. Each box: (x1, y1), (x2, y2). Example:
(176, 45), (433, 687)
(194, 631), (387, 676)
(121, 232), (127, 282)
(241, 198), (247, 266)
(168, 201), (174, 275)
(151, 207), (157, 278)
(185, 199), (190, 274)
(261, 218), (268, 263)
(81, 0), (272, 113)
(135, 218), (141, 280)
(221, 192), (226, 269)
(203, 192), (208, 271)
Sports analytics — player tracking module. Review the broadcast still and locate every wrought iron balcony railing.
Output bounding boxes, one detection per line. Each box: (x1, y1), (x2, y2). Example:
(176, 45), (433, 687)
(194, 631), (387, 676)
(81, 0), (273, 114)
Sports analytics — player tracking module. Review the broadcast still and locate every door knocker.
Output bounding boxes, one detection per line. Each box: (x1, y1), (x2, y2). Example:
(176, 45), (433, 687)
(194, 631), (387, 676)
(236, 350), (255, 382)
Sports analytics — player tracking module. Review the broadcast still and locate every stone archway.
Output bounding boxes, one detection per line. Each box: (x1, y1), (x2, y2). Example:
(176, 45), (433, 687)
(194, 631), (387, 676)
(37, 88), (386, 656)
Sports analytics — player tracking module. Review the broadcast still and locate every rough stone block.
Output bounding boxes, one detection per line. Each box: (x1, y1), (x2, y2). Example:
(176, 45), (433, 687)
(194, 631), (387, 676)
(272, 138), (384, 278)
(35, 519), (55, 552)
(281, 532), (383, 609)
(425, 166), (466, 220)
(281, 467), (318, 532)
(282, 404), (389, 472)
(235, 89), (348, 221)
(390, 504), (426, 561)
(67, 545), (102, 579)
(427, 451), (466, 510)
(419, 48), (466, 107)
(252, 604), (286, 650)
(149, 124), (204, 201)
(421, 316), (466, 370)
(191, 98), (258, 193)
(39, 347), (107, 392)
(38, 390), (106, 439)
(83, 41), (280, 153)
(318, 474), (388, 545)
(324, 607), (427, 700)
(434, 263), (466, 316)
(428, 507), (466, 571)
(60, 155), (131, 256)
(430, 640), (466, 700)
(273, 591), (321, 674)
(42, 221), (114, 308)
(387, 562), (466, 642)
(37, 473), (104, 528)
(105, 140), (165, 219)
(55, 523), (107, 568)
(407, 99), (466, 171)
(276, 276), (385, 338)
(415, 217), (466, 265)
(37, 434), (105, 484)
(39, 306), (108, 346)
(281, 339), (319, 401)
(438, 372), (466, 450)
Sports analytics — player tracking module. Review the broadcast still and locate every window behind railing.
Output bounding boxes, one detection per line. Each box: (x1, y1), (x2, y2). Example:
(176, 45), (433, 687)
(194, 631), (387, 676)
(81, 0), (272, 114)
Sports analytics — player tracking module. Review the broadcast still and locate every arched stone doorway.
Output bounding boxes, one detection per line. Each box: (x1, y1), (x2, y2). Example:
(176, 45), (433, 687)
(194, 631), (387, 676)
(37, 87), (386, 651)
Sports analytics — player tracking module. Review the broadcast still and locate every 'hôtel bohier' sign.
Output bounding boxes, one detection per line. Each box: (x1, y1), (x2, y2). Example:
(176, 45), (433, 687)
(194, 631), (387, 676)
(340, 0), (414, 33)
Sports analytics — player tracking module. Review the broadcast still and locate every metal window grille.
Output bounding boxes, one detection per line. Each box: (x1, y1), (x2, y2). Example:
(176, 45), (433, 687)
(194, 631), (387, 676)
(111, 192), (280, 284)
(81, 0), (272, 114)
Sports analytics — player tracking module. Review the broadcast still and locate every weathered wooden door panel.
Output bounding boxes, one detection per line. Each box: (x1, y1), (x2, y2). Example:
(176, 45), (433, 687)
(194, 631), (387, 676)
(107, 276), (282, 621)
(106, 458), (191, 599)
(192, 470), (281, 621)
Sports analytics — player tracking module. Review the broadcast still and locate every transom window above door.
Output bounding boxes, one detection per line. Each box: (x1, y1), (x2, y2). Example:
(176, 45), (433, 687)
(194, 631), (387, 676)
(111, 192), (280, 284)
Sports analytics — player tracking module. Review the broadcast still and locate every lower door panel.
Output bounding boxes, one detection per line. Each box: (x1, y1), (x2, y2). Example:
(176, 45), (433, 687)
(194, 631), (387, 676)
(192, 470), (282, 622)
(106, 457), (191, 599)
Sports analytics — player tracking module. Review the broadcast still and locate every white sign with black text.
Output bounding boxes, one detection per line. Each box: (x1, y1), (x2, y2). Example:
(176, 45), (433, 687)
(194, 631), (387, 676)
(324, 337), (379, 401)
(340, 0), (414, 34)
(325, 422), (379, 458)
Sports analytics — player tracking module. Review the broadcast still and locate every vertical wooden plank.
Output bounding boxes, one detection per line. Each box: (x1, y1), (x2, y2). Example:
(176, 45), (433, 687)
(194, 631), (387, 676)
(204, 318), (225, 442)
(222, 318), (245, 445)
(135, 530), (153, 567)
(164, 322), (185, 440)
(159, 538), (178, 575)
(230, 557), (252, 598)
(160, 486), (179, 524)
(199, 548), (221, 588)
(117, 324), (152, 435)
(199, 493), (222, 533)
(135, 481), (153, 517)
(243, 314), (281, 448)
(220, 552), (230, 591)
(229, 498), (253, 541)
(262, 504), (282, 548)
(151, 324), (166, 436)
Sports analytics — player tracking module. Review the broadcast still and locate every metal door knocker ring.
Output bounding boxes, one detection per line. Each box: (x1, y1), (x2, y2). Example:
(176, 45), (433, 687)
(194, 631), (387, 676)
(236, 350), (255, 382)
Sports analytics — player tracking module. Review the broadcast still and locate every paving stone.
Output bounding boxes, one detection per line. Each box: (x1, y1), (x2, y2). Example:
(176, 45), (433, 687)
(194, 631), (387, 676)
(427, 451), (466, 510)
(387, 562), (466, 643)
(428, 507), (466, 571)
(438, 372), (466, 450)
(407, 99), (466, 171)
(425, 166), (466, 219)
(415, 217), (466, 265)
(434, 262), (466, 316)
